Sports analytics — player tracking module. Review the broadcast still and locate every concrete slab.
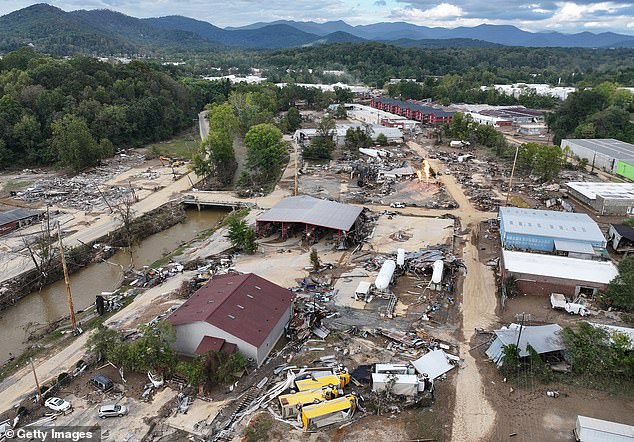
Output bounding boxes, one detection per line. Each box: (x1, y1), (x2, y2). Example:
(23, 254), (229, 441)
(368, 214), (454, 254)
(333, 275), (374, 308)
(164, 398), (227, 437)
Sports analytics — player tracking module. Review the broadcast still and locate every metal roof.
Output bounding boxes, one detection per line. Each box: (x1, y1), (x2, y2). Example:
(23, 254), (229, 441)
(567, 182), (634, 201)
(0, 208), (41, 226)
(502, 250), (619, 285)
(257, 196), (363, 231)
(168, 273), (294, 348)
(554, 239), (596, 255)
(611, 224), (634, 242)
(561, 138), (634, 163)
(491, 323), (564, 357)
(576, 416), (634, 439)
(499, 207), (605, 243)
(589, 323), (634, 349)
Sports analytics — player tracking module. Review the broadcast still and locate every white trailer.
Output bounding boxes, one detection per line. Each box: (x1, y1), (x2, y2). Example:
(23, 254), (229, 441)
(574, 415), (634, 442)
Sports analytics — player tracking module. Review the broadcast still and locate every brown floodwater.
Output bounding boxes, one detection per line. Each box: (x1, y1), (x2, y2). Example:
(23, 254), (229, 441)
(0, 207), (227, 364)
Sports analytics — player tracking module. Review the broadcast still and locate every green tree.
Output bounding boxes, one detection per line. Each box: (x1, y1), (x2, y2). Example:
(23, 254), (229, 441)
(50, 114), (104, 171)
(243, 123), (288, 186)
(603, 256), (634, 312)
(376, 133), (388, 146)
(334, 104), (348, 119)
(282, 106), (302, 132)
(517, 143), (563, 183)
(227, 217), (257, 254)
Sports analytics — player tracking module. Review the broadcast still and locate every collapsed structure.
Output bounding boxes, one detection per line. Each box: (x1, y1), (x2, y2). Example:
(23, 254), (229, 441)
(0, 208), (43, 236)
(293, 124), (404, 146)
(256, 195), (364, 246)
(168, 273), (294, 366)
(486, 323), (565, 367)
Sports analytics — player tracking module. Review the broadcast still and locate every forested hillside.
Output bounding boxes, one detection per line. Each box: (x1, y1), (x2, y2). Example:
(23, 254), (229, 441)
(0, 48), (227, 170)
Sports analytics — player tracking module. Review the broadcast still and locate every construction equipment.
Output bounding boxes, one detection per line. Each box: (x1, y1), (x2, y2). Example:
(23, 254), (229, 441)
(300, 394), (357, 430)
(278, 386), (341, 418)
(295, 370), (350, 392)
(158, 156), (173, 166)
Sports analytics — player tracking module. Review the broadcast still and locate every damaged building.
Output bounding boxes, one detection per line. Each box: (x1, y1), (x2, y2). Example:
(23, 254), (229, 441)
(0, 208), (44, 236)
(168, 273), (294, 367)
(486, 323), (565, 367)
(256, 195), (364, 246)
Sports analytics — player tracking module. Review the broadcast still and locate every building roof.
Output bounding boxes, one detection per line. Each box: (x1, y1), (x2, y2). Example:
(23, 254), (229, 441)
(194, 336), (237, 355)
(554, 239), (596, 255)
(589, 323), (634, 349)
(499, 207), (605, 243)
(561, 138), (634, 163)
(257, 196), (363, 232)
(372, 97), (456, 117)
(576, 416), (634, 438)
(0, 208), (41, 226)
(567, 182), (634, 201)
(502, 250), (619, 285)
(168, 273), (294, 348)
(492, 323), (564, 357)
(611, 224), (634, 242)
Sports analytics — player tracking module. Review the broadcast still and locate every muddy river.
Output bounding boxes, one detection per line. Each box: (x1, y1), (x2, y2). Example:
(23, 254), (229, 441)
(0, 207), (227, 364)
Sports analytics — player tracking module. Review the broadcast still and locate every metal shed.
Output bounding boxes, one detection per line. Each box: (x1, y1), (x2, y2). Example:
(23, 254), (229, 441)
(256, 196), (363, 240)
(486, 323), (565, 367)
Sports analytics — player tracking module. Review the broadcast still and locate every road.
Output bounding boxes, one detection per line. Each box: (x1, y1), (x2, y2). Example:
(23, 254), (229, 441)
(408, 140), (498, 441)
(0, 171), (201, 285)
(199, 110), (209, 140)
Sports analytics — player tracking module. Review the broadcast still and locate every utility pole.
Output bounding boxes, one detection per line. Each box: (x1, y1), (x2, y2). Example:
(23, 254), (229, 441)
(294, 143), (299, 196)
(31, 358), (43, 405)
(96, 184), (114, 213)
(57, 223), (77, 333)
(505, 143), (520, 206)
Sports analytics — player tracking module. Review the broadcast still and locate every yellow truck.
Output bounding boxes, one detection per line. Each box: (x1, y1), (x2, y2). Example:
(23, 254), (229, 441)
(278, 386), (340, 418)
(295, 372), (350, 392)
(300, 394), (358, 430)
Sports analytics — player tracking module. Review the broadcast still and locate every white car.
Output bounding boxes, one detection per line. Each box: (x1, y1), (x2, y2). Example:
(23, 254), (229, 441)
(98, 404), (129, 419)
(44, 397), (72, 412)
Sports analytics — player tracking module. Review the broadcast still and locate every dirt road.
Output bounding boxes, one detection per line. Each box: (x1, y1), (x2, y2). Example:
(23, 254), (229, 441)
(408, 140), (499, 441)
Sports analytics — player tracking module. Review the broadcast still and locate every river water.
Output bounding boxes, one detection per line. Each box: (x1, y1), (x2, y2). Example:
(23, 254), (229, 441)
(0, 207), (227, 364)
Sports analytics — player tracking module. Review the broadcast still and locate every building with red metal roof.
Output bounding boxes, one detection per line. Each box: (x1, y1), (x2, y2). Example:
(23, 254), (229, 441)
(168, 272), (294, 366)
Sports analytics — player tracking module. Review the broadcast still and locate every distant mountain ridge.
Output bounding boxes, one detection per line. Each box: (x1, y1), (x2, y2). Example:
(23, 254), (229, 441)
(227, 20), (634, 48)
(1, 3), (633, 55)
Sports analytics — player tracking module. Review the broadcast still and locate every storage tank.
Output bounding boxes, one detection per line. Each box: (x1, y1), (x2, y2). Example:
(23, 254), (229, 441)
(375, 259), (396, 290)
(396, 248), (405, 266)
(431, 260), (444, 284)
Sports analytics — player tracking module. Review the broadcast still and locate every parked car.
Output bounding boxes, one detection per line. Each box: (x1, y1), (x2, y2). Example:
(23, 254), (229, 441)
(44, 397), (71, 412)
(90, 374), (114, 392)
(97, 404), (129, 419)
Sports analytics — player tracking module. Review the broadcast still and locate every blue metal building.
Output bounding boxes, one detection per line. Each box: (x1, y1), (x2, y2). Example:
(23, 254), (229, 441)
(499, 207), (606, 254)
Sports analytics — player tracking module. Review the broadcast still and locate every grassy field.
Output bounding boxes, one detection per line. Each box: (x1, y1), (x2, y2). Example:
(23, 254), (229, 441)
(144, 129), (199, 160)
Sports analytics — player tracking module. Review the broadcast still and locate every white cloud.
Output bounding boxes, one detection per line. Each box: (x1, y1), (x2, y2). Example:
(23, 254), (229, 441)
(392, 2), (465, 21)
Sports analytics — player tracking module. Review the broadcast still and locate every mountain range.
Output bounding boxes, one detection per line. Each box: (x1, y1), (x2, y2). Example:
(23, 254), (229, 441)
(0, 4), (633, 55)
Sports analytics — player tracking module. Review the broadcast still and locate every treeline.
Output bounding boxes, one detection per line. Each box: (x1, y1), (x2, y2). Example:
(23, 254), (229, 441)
(193, 44), (634, 88)
(546, 82), (634, 145)
(0, 47), (226, 170)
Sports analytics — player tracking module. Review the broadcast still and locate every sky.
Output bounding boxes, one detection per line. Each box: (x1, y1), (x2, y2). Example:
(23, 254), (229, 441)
(0, 0), (633, 34)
